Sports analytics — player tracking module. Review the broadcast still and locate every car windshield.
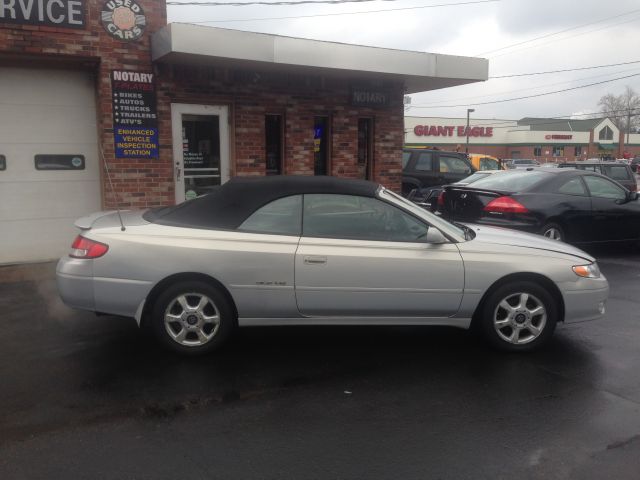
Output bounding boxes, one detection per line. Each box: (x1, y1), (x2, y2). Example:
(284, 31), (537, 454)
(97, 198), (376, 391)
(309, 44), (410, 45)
(466, 170), (550, 191)
(380, 188), (466, 240)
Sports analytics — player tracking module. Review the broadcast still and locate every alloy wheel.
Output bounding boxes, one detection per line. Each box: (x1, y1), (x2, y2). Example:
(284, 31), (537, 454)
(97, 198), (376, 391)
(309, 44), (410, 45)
(164, 293), (220, 347)
(493, 292), (547, 345)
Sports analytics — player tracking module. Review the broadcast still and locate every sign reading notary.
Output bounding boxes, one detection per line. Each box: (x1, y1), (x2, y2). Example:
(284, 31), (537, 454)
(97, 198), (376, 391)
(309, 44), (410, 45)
(0, 0), (85, 28)
(111, 70), (159, 159)
(350, 87), (391, 108)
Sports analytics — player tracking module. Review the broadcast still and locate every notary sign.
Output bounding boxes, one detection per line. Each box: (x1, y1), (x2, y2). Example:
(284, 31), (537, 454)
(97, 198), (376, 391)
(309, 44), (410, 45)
(0, 0), (85, 28)
(111, 70), (159, 159)
(350, 87), (391, 108)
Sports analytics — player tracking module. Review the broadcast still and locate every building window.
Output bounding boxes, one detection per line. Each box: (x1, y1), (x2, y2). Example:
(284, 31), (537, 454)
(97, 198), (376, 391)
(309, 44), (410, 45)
(574, 146), (582, 157)
(314, 116), (329, 175)
(533, 147), (542, 156)
(552, 146), (564, 157)
(265, 115), (283, 175)
(357, 118), (373, 180)
(599, 126), (613, 141)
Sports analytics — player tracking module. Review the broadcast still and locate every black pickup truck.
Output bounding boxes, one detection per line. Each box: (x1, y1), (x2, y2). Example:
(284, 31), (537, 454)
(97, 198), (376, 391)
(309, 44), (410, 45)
(402, 148), (475, 196)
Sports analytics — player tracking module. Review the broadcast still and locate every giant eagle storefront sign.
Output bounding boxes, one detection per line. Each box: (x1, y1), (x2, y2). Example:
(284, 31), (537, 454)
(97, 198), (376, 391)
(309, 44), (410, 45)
(0, 0), (85, 28)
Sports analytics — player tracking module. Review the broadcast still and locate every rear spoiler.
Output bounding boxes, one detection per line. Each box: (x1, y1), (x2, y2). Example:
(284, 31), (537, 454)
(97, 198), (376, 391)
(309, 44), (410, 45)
(74, 211), (121, 230)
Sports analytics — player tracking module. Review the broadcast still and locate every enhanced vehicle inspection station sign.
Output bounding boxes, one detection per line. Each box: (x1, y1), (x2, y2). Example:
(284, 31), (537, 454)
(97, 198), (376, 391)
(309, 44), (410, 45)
(111, 70), (159, 159)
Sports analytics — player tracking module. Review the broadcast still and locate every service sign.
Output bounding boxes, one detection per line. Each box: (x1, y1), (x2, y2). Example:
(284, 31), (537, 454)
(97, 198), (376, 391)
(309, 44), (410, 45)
(111, 70), (159, 159)
(0, 0), (85, 28)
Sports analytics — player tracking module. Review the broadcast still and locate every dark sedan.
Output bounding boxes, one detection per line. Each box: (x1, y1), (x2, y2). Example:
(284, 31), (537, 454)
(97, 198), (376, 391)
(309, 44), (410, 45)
(441, 169), (640, 244)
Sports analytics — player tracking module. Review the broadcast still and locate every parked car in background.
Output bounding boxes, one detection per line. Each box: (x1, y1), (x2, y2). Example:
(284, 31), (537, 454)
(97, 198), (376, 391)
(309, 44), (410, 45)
(408, 170), (501, 212)
(631, 157), (640, 173)
(468, 153), (502, 171)
(440, 169), (640, 244)
(57, 175), (608, 354)
(558, 161), (637, 192)
(509, 159), (540, 169)
(402, 148), (475, 196)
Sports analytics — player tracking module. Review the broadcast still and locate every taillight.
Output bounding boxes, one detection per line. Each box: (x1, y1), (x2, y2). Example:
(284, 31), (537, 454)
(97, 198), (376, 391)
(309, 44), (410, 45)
(484, 196), (529, 214)
(437, 191), (445, 207)
(70, 235), (109, 259)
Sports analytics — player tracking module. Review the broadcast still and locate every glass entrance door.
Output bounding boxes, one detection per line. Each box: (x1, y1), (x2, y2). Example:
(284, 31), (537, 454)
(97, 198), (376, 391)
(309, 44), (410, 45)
(171, 104), (229, 203)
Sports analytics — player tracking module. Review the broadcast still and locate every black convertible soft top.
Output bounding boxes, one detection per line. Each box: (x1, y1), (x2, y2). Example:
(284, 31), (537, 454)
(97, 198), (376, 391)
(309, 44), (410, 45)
(145, 175), (380, 230)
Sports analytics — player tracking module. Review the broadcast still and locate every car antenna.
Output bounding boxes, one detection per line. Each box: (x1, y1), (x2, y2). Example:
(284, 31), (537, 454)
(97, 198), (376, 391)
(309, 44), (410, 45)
(100, 146), (126, 232)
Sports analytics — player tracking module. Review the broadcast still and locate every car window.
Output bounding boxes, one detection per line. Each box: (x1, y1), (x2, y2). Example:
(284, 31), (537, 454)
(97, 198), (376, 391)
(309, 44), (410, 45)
(460, 172), (491, 184)
(303, 194), (429, 242)
(479, 158), (499, 170)
(238, 195), (302, 235)
(415, 152), (433, 171)
(440, 155), (472, 174)
(557, 177), (587, 196)
(402, 151), (412, 169)
(583, 176), (626, 200)
(602, 165), (631, 180)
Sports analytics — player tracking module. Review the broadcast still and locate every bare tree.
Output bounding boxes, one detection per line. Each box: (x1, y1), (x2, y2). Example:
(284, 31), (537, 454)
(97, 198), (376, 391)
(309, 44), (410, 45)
(599, 86), (640, 133)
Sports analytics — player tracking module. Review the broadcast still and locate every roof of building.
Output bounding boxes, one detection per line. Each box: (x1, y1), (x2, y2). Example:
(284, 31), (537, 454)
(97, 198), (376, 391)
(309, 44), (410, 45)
(145, 175), (379, 230)
(151, 24), (488, 94)
(517, 117), (606, 132)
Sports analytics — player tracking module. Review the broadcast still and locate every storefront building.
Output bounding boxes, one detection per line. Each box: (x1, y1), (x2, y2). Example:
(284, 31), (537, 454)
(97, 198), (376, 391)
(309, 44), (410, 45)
(406, 116), (640, 161)
(0, 0), (487, 264)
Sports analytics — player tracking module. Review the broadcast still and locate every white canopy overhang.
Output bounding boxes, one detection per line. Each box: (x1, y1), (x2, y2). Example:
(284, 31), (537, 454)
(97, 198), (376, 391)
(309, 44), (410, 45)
(151, 24), (488, 94)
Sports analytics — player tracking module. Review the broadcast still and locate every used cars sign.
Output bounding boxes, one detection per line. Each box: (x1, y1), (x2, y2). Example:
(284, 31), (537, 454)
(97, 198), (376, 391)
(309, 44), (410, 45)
(0, 0), (85, 28)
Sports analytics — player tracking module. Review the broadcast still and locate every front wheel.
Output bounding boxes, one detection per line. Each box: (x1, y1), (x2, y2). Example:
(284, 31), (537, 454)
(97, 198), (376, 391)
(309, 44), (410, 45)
(151, 281), (236, 355)
(480, 281), (557, 352)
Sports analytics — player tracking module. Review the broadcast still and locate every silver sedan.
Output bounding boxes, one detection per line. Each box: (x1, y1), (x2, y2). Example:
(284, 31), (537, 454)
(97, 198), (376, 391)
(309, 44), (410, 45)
(56, 176), (609, 354)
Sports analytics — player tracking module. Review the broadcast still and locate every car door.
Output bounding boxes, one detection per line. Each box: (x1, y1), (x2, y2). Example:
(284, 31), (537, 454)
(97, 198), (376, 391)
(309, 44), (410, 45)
(551, 175), (593, 242)
(294, 193), (465, 317)
(582, 175), (640, 242)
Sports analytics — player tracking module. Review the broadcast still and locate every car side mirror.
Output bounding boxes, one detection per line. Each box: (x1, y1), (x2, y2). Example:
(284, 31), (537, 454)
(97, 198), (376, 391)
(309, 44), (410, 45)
(629, 191), (639, 202)
(425, 228), (448, 244)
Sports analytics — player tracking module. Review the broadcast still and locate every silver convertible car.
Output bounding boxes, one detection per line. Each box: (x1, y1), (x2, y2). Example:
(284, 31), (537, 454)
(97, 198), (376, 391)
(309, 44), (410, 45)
(57, 176), (609, 354)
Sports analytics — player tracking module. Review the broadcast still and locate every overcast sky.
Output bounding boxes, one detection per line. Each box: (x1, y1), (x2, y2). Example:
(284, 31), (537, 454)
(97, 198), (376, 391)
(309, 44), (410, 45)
(166, 0), (640, 120)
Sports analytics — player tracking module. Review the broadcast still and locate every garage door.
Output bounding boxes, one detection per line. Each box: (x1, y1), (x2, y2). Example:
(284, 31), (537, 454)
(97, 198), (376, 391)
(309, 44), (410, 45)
(0, 67), (101, 264)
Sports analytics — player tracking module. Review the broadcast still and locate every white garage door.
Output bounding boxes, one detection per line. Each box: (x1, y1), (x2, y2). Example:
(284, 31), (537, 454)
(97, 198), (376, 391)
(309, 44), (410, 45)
(0, 67), (101, 264)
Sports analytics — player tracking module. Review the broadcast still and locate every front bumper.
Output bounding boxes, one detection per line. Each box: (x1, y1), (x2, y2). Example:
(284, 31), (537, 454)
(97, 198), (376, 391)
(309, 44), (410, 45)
(561, 276), (609, 323)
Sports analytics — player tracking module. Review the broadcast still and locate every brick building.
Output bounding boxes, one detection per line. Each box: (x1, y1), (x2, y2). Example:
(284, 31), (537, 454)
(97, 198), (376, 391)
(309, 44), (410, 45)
(0, 0), (486, 264)
(406, 116), (640, 161)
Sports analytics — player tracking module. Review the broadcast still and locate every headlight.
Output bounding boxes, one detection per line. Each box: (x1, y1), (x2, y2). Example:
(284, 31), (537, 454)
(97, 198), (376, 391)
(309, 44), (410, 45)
(572, 263), (600, 278)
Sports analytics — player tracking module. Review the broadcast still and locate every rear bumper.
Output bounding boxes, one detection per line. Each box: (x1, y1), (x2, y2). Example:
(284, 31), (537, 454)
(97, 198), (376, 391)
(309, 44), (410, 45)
(561, 276), (609, 324)
(56, 257), (95, 312)
(56, 256), (152, 319)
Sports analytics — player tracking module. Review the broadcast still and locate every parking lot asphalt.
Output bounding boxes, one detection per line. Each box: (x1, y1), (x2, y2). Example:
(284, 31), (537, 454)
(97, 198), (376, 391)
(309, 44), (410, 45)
(1, 247), (640, 479)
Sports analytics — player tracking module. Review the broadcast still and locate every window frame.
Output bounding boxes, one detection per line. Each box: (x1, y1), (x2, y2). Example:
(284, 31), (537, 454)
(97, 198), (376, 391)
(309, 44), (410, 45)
(583, 175), (626, 200)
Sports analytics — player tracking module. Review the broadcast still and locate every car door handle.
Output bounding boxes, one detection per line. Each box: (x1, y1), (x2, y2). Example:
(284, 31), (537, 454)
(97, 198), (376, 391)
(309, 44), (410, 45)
(304, 256), (327, 265)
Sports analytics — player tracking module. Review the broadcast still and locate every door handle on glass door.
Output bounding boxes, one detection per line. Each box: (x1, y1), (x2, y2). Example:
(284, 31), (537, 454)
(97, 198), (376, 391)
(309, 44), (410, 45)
(304, 256), (327, 265)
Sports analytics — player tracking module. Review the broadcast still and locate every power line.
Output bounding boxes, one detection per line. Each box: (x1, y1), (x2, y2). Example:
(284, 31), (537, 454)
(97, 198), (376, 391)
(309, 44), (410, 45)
(476, 8), (640, 57)
(412, 67), (640, 107)
(168, 0), (397, 5)
(179, 0), (500, 23)
(490, 60), (640, 79)
(488, 14), (640, 60)
(409, 72), (640, 109)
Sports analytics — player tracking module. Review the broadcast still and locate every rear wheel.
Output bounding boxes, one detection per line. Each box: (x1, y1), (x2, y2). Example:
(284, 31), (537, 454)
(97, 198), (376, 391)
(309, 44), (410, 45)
(540, 223), (564, 242)
(480, 281), (557, 352)
(151, 281), (236, 355)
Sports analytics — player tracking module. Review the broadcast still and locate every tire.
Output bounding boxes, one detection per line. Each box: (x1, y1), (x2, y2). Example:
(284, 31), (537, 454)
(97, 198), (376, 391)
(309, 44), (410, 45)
(540, 222), (564, 242)
(480, 281), (557, 352)
(150, 280), (236, 355)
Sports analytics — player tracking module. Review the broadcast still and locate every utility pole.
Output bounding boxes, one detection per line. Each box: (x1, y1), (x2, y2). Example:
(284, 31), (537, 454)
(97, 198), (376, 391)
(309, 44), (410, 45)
(466, 108), (475, 154)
